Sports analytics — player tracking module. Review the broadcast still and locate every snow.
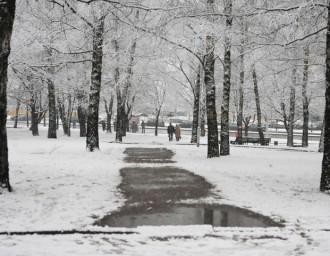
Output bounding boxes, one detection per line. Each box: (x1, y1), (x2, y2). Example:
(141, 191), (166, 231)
(0, 127), (330, 255)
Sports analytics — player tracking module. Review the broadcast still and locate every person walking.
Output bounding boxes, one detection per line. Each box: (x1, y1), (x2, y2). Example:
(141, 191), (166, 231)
(167, 123), (175, 141)
(175, 124), (181, 141)
(141, 120), (145, 133)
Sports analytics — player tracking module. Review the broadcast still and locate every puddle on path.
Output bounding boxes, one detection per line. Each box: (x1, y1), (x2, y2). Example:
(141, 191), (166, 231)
(119, 167), (212, 203)
(124, 148), (175, 163)
(96, 148), (284, 229)
(97, 204), (283, 228)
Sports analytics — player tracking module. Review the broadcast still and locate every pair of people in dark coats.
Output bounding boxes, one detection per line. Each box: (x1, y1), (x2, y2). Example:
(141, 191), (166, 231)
(168, 123), (181, 141)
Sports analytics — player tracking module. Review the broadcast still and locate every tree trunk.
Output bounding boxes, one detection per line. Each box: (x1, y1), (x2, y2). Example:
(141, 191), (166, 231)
(116, 104), (125, 142)
(30, 100), (39, 136)
(124, 113), (128, 134)
(86, 18), (104, 151)
(200, 105), (206, 137)
(0, 0), (15, 191)
(58, 99), (69, 136)
(220, 0), (233, 156)
(244, 125), (248, 137)
(13, 99), (20, 128)
(106, 113), (112, 133)
(43, 113), (46, 127)
(104, 95), (114, 133)
(302, 46), (310, 147)
(237, 20), (245, 145)
(204, 34), (219, 158)
(287, 68), (296, 147)
(77, 105), (87, 137)
(191, 66), (201, 143)
(66, 95), (74, 137)
(252, 66), (265, 145)
(47, 78), (57, 138)
(155, 110), (160, 136)
(115, 92), (124, 142)
(56, 108), (59, 130)
(319, 117), (325, 153)
(119, 15), (138, 139)
(320, 4), (330, 192)
(26, 103), (29, 127)
(113, 18), (123, 143)
(243, 116), (251, 137)
(77, 92), (87, 137)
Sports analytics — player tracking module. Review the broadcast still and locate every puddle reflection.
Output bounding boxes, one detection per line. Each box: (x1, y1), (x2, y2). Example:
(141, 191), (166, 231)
(97, 205), (282, 228)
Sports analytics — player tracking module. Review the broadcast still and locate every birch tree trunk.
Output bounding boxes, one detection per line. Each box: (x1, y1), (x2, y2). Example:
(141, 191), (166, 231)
(287, 68), (296, 147)
(237, 20), (246, 145)
(191, 65), (201, 143)
(112, 18), (123, 142)
(204, 0), (219, 157)
(220, 0), (233, 156)
(252, 66), (265, 145)
(237, 58), (244, 144)
(47, 78), (57, 138)
(320, 4), (330, 192)
(0, 0), (15, 191)
(86, 18), (104, 151)
(204, 34), (219, 158)
(302, 46), (310, 147)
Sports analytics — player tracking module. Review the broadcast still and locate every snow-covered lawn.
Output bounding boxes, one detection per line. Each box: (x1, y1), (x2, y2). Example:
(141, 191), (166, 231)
(0, 127), (329, 255)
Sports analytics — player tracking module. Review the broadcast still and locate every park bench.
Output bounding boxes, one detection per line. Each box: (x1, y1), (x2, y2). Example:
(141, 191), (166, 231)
(231, 137), (271, 145)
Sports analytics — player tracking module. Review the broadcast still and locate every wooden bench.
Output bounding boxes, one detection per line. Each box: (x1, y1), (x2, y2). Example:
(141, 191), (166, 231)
(231, 137), (271, 145)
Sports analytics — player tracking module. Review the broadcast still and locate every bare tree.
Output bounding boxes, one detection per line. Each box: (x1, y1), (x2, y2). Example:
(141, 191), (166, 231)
(320, 4), (330, 192)
(58, 93), (75, 136)
(302, 46), (310, 147)
(104, 93), (114, 133)
(243, 115), (255, 137)
(252, 65), (265, 145)
(77, 90), (87, 137)
(86, 16), (105, 151)
(150, 83), (166, 136)
(236, 19), (246, 145)
(220, 0), (233, 156)
(287, 68), (297, 147)
(45, 49), (57, 139)
(205, 0), (219, 158)
(115, 10), (139, 142)
(191, 65), (201, 143)
(0, 0), (16, 191)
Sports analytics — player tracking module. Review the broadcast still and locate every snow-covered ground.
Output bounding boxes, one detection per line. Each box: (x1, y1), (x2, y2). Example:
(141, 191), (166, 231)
(0, 127), (329, 256)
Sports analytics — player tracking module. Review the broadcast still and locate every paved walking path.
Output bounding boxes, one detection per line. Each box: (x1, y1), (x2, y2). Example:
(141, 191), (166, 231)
(97, 147), (280, 228)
